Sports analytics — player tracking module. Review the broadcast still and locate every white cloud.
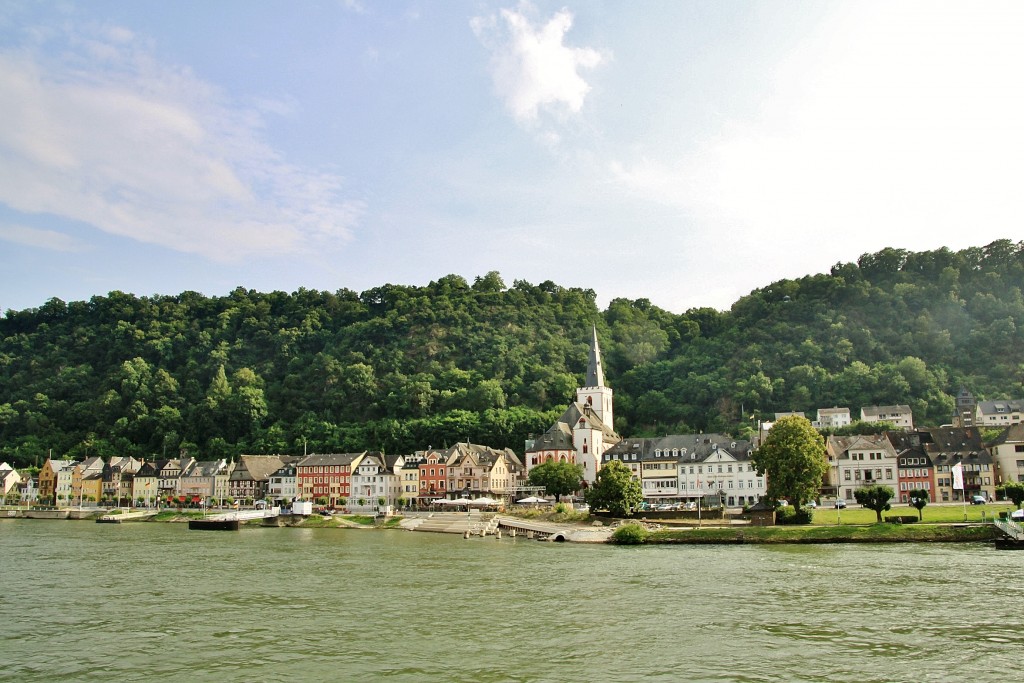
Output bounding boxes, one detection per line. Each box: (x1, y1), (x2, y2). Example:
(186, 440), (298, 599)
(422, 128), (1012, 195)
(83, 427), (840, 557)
(471, 3), (604, 124)
(608, 1), (1024, 281)
(0, 24), (364, 262)
(0, 223), (87, 252)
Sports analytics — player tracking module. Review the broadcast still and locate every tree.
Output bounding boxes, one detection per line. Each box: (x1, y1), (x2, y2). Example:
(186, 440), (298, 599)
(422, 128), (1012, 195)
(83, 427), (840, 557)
(996, 481), (1024, 508)
(585, 460), (642, 517)
(855, 485), (895, 522)
(528, 460), (584, 502)
(908, 488), (929, 520)
(751, 415), (827, 509)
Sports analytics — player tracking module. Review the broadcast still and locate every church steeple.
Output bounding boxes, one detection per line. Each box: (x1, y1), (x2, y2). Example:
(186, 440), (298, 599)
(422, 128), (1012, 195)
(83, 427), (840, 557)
(585, 324), (606, 388)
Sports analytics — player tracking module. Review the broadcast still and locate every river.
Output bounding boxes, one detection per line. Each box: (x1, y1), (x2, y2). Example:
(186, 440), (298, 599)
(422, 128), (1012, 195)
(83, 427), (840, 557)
(0, 519), (1019, 682)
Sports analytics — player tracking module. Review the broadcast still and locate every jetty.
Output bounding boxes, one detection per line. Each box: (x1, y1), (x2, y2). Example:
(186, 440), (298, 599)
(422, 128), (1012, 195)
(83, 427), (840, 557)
(189, 506), (281, 531)
(97, 510), (159, 524)
(992, 517), (1024, 549)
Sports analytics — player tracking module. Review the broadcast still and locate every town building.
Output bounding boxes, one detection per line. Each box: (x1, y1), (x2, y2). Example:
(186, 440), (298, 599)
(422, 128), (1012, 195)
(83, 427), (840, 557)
(885, 432), (937, 503)
(268, 462), (298, 504)
(976, 399), (1024, 427)
(814, 407), (851, 430)
(603, 434), (760, 507)
(295, 452), (365, 506)
(418, 449), (450, 502)
(229, 455), (292, 502)
(888, 428), (995, 503)
(987, 423), (1024, 489)
(861, 405), (914, 430)
(828, 434), (900, 503)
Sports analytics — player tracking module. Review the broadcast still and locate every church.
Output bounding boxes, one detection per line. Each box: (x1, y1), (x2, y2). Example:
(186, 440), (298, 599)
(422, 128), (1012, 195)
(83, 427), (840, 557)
(524, 326), (621, 484)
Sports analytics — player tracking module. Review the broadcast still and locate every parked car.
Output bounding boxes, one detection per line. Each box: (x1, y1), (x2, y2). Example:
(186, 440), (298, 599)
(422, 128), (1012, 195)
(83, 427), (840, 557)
(806, 500), (817, 508)
(834, 499), (847, 509)
(1011, 508), (1023, 520)
(971, 495), (987, 505)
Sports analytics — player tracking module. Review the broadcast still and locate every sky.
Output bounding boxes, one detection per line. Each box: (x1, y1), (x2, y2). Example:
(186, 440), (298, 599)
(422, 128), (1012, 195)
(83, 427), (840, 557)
(1, 1), (1022, 315)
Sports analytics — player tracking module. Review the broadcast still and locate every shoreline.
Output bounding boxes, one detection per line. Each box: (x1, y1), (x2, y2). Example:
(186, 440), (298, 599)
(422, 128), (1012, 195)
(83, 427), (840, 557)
(3, 507), (1005, 545)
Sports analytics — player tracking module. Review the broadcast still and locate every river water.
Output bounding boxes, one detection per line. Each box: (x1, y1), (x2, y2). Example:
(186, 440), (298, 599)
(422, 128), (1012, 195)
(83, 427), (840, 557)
(0, 520), (1019, 682)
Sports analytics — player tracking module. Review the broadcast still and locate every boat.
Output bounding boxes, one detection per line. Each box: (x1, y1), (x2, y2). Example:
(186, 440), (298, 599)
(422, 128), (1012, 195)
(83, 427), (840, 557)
(96, 515), (122, 524)
(188, 518), (240, 531)
(994, 537), (1024, 550)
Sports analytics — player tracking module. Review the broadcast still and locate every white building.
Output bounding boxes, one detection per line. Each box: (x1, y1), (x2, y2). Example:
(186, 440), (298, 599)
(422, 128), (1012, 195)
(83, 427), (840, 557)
(268, 462), (297, 503)
(814, 407), (851, 430)
(828, 435), (900, 502)
(861, 405), (913, 430)
(976, 400), (1024, 427)
(989, 423), (1024, 487)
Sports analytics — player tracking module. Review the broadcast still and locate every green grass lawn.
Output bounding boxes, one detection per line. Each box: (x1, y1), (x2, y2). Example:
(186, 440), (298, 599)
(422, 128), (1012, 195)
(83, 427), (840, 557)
(808, 503), (1017, 525)
(646, 522), (997, 544)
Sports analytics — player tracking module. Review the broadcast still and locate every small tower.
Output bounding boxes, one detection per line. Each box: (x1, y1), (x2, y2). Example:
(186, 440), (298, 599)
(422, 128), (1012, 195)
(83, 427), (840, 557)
(954, 387), (976, 428)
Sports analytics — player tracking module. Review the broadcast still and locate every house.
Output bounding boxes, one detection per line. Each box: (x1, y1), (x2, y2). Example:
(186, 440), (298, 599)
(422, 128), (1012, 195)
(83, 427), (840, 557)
(418, 449), (450, 501)
(976, 399), (1024, 427)
(351, 452), (400, 511)
(267, 462), (298, 504)
(1, 463), (22, 499)
(102, 457), (141, 505)
(526, 326), (620, 484)
(604, 434), (761, 507)
(229, 455), (292, 502)
(132, 461), (161, 507)
(861, 405), (913, 430)
(442, 442), (522, 499)
(986, 423), (1024, 490)
(890, 428), (995, 503)
(399, 455), (423, 505)
(155, 458), (195, 501)
(81, 472), (104, 506)
(295, 452), (365, 506)
(179, 459), (232, 504)
(828, 434), (900, 503)
(885, 432), (937, 503)
(814, 407), (851, 430)
(39, 458), (75, 506)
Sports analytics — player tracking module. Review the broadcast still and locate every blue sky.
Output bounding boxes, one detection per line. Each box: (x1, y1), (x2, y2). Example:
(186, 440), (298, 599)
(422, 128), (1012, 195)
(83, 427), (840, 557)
(2, 1), (1022, 314)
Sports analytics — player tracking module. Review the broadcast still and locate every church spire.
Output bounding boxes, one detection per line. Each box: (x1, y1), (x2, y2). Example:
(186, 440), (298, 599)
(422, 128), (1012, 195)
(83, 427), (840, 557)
(585, 324), (605, 388)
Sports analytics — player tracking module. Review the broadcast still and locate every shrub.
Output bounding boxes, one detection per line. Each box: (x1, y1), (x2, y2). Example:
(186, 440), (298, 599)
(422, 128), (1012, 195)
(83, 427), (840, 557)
(776, 507), (812, 525)
(554, 502), (568, 514)
(611, 523), (649, 545)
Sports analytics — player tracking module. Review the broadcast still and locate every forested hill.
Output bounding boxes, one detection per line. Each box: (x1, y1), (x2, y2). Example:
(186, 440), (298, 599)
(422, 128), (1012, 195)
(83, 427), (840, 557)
(2, 241), (1023, 468)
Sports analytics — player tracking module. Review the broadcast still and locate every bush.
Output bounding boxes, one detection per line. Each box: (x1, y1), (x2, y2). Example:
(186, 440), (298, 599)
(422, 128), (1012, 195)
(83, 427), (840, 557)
(776, 507), (812, 525)
(884, 516), (918, 524)
(611, 523), (649, 545)
(554, 502), (568, 514)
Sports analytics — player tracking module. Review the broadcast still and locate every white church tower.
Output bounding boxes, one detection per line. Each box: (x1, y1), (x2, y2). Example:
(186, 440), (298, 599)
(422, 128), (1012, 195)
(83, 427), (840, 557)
(574, 326), (617, 483)
(577, 325), (613, 428)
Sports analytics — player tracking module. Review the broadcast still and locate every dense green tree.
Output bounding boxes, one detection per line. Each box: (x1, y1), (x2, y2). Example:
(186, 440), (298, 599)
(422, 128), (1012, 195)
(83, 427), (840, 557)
(751, 416), (828, 509)
(2, 242), (1024, 465)
(855, 485), (895, 523)
(908, 488), (929, 520)
(585, 460), (642, 517)
(996, 481), (1024, 509)
(527, 461), (584, 502)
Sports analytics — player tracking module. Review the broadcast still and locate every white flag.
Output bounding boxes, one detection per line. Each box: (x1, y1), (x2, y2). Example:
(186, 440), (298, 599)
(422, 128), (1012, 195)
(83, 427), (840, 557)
(952, 462), (964, 490)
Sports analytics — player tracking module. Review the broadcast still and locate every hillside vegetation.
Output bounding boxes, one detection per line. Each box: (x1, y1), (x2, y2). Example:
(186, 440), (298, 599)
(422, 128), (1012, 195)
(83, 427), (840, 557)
(1, 241), (1022, 467)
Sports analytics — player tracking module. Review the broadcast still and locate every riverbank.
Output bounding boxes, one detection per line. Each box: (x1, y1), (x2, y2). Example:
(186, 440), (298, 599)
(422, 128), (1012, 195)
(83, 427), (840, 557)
(641, 522), (998, 544)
